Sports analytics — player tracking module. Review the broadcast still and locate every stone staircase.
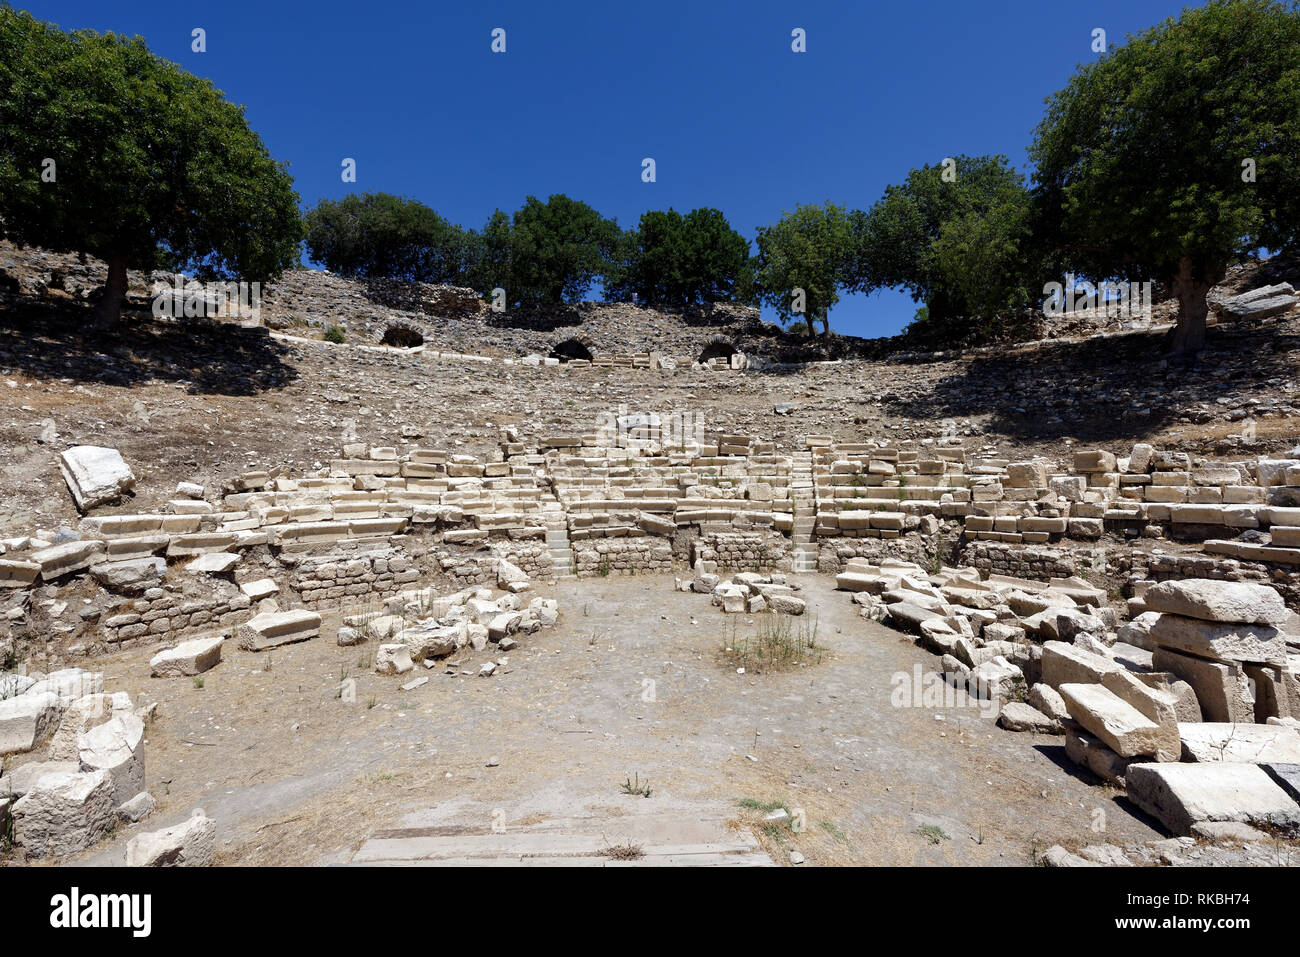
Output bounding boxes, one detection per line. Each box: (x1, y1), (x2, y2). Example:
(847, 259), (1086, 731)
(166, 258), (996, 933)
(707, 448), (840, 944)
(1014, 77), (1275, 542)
(543, 506), (576, 579)
(790, 450), (818, 573)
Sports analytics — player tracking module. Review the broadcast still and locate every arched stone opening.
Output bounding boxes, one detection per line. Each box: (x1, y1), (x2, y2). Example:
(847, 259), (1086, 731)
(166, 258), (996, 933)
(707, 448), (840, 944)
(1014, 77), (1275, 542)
(381, 324), (425, 348)
(550, 338), (594, 362)
(697, 339), (739, 365)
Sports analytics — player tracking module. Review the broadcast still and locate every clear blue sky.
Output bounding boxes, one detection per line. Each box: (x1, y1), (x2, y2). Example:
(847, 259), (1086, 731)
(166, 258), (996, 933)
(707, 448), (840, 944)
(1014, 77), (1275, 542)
(26, 0), (1196, 338)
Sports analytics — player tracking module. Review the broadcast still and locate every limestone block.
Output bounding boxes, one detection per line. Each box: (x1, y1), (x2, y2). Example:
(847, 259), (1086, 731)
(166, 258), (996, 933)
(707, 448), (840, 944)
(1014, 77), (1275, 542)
(236, 609), (321, 651)
(126, 809), (216, 867)
(1143, 579), (1287, 626)
(78, 712), (145, 804)
(59, 446), (136, 511)
(12, 768), (116, 858)
(1125, 762), (1300, 835)
(150, 635), (224, 677)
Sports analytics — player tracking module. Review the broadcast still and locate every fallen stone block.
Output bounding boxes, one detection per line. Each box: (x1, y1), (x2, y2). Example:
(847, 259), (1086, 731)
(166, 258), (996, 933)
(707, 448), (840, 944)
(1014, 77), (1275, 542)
(118, 790), (156, 824)
(0, 691), (62, 755)
(970, 656), (1023, 700)
(0, 760), (79, 800)
(1074, 450), (1117, 473)
(1179, 723), (1300, 764)
(28, 668), (103, 703)
(375, 643), (414, 675)
(1041, 641), (1122, 689)
(187, 552), (239, 574)
(1131, 674), (1203, 723)
(1142, 579), (1288, 626)
(11, 768), (117, 858)
(32, 539), (106, 581)
(769, 594), (806, 616)
(1101, 669), (1181, 761)
(1064, 724), (1135, 785)
(488, 612), (523, 641)
(236, 609), (321, 651)
(1060, 683), (1168, 759)
(0, 558), (41, 588)
(1029, 683), (1069, 723)
(1147, 613), (1284, 663)
(0, 674), (35, 698)
(126, 809), (216, 866)
(998, 701), (1060, 733)
(239, 578), (279, 601)
(78, 712), (145, 804)
(1124, 762), (1300, 836)
(59, 446), (136, 512)
(1191, 820), (1270, 843)
(47, 692), (128, 761)
(496, 558), (529, 589)
(887, 602), (944, 633)
(1039, 844), (1100, 867)
(1153, 647), (1254, 723)
(150, 635), (224, 678)
(90, 557), (165, 594)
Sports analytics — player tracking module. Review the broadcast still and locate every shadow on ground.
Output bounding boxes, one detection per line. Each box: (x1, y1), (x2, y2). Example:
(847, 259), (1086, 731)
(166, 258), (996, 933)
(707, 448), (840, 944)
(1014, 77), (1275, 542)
(881, 321), (1300, 443)
(0, 296), (298, 396)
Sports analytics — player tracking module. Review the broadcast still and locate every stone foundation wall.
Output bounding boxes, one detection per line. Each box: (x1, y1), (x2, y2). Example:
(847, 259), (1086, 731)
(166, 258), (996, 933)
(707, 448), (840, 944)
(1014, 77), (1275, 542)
(99, 586), (253, 654)
(957, 541), (1078, 581)
(1110, 550), (1300, 607)
(291, 544), (423, 608)
(438, 543), (553, 586)
(817, 531), (941, 575)
(575, 538), (673, 577)
(694, 530), (789, 573)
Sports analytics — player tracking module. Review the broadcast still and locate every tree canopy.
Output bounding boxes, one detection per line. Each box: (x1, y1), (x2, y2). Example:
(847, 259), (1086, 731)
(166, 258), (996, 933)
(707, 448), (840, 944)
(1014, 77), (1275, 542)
(846, 154), (1042, 341)
(304, 192), (477, 285)
(1030, 0), (1300, 353)
(501, 194), (621, 308)
(754, 202), (854, 337)
(0, 5), (303, 327)
(606, 207), (754, 307)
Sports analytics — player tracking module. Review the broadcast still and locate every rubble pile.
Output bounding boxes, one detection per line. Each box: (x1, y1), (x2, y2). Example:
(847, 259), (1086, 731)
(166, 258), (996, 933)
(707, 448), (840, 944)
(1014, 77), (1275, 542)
(0, 667), (170, 861)
(677, 569), (807, 616)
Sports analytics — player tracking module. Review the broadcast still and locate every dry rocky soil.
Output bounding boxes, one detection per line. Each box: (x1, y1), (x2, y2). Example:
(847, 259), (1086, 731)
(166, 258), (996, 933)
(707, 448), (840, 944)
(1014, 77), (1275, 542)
(2, 245), (1299, 865)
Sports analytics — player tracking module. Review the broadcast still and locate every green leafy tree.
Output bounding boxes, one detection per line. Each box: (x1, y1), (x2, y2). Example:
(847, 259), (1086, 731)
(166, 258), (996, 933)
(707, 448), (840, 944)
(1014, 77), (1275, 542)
(754, 202), (853, 337)
(607, 207), (754, 306)
(847, 155), (1041, 341)
(0, 6), (302, 328)
(503, 194), (620, 308)
(304, 192), (476, 285)
(467, 208), (512, 296)
(1030, 0), (1300, 354)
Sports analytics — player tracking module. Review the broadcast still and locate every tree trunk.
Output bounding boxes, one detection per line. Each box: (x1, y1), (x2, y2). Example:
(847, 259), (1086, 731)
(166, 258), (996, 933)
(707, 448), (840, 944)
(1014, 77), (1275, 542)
(1169, 256), (1212, 355)
(91, 254), (129, 331)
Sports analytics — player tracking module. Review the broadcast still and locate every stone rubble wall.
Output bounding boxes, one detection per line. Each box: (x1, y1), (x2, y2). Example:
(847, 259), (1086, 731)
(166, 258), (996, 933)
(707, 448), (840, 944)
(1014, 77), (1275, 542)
(957, 542), (1079, 582)
(692, 530), (790, 573)
(2, 428), (1299, 667)
(574, 538), (673, 577)
(98, 586), (253, 655)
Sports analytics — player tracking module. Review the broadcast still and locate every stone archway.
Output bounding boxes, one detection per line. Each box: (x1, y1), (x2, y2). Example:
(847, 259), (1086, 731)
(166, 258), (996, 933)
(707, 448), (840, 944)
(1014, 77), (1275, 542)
(550, 338), (594, 362)
(697, 338), (739, 366)
(380, 323), (425, 348)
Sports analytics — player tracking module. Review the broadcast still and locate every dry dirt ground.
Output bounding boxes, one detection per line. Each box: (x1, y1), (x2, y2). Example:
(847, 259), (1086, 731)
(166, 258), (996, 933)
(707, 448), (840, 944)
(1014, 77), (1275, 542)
(2, 272), (1298, 866)
(4, 575), (1165, 867)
